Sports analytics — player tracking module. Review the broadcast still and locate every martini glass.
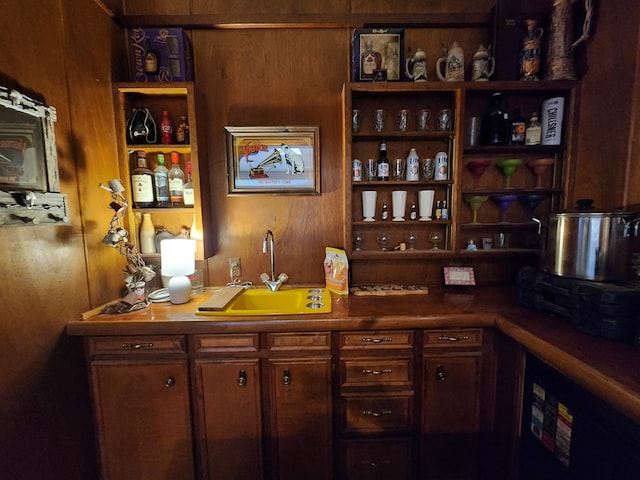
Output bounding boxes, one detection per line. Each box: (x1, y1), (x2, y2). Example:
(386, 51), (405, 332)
(464, 195), (489, 224)
(496, 158), (523, 188)
(528, 158), (555, 188)
(519, 194), (547, 218)
(465, 159), (491, 188)
(492, 194), (518, 223)
(377, 232), (390, 251)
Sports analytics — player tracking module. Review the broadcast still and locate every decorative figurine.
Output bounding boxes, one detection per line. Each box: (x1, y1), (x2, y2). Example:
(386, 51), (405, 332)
(520, 19), (544, 81)
(436, 41), (465, 82)
(471, 44), (495, 81)
(405, 48), (428, 82)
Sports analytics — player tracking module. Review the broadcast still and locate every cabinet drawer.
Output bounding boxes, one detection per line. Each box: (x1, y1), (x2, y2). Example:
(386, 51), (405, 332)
(342, 358), (413, 388)
(340, 331), (414, 351)
(267, 332), (331, 351)
(342, 395), (413, 433)
(193, 334), (259, 353)
(87, 335), (186, 356)
(343, 438), (413, 480)
(423, 329), (482, 348)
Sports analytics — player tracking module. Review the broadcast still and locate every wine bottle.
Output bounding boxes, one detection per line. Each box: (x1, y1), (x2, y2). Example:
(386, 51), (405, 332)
(182, 160), (195, 207)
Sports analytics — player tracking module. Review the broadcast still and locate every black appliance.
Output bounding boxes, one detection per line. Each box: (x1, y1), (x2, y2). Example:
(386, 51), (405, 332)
(519, 353), (640, 479)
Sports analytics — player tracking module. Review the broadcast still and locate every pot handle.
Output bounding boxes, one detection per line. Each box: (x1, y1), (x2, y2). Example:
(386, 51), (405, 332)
(622, 217), (640, 237)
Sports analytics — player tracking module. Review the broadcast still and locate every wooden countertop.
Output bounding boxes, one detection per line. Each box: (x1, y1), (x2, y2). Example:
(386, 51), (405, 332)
(66, 286), (640, 424)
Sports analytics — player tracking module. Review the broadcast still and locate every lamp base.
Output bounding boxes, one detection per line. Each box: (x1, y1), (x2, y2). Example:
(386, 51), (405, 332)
(168, 275), (192, 304)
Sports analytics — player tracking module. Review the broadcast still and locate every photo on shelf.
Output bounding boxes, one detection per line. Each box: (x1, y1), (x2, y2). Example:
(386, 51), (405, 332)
(352, 28), (404, 82)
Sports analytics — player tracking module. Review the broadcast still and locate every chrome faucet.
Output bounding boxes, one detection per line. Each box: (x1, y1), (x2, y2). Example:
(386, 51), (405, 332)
(260, 229), (288, 292)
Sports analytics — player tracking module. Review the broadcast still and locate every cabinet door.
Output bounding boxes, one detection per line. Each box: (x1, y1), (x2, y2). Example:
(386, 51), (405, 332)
(422, 353), (482, 479)
(267, 357), (332, 480)
(91, 360), (194, 480)
(195, 358), (263, 480)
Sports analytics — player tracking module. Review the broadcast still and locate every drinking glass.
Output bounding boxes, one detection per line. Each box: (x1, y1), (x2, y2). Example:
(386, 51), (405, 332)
(374, 109), (385, 132)
(417, 109), (431, 131)
(377, 232), (390, 251)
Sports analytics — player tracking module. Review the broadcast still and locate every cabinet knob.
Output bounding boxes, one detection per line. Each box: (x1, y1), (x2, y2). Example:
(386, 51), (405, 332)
(165, 376), (175, 388)
(238, 369), (247, 387)
(362, 368), (392, 376)
(436, 365), (446, 382)
(362, 409), (392, 417)
(361, 336), (392, 344)
(282, 369), (291, 386)
(437, 335), (469, 342)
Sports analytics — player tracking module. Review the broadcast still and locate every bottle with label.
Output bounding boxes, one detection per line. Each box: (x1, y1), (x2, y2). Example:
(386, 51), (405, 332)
(405, 148), (420, 181)
(161, 110), (173, 145)
(510, 108), (526, 145)
(143, 39), (160, 75)
(182, 160), (195, 207)
(525, 112), (542, 146)
(153, 153), (170, 207)
(360, 40), (382, 79)
(435, 200), (442, 220)
(168, 151), (184, 207)
(130, 151), (155, 208)
(409, 202), (418, 220)
(377, 140), (390, 181)
(176, 116), (189, 144)
(441, 200), (449, 220)
(139, 213), (156, 254)
(381, 202), (389, 221)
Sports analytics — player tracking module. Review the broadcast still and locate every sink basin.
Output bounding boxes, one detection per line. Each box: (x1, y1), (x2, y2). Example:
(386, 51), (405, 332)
(198, 287), (332, 316)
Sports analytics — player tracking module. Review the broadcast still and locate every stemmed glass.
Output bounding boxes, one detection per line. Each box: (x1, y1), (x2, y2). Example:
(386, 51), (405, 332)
(429, 231), (443, 250)
(519, 194), (547, 218)
(496, 159), (523, 188)
(464, 195), (489, 224)
(528, 158), (555, 188)
(353, 232), (363, 251)
(492, 194), (518, 223)
(376, 232), (390, 251)
(465, 159), (491, 188)
(406, 232), (417, 250)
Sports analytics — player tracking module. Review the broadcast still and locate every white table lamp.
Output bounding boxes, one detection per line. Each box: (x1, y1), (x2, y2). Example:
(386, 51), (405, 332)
(161, 239), (195, 304)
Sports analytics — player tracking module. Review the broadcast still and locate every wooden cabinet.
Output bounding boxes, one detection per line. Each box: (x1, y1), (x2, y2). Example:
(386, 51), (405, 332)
(86, 336), (195, 480)
(113, 82), (206, 260)
(192, 332), (332, 480)
(421, 329), (483, 479)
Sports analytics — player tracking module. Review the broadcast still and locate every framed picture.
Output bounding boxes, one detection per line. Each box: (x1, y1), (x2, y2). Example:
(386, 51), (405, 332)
(225, 126), (320, 195)
(352, 28), (404, 82)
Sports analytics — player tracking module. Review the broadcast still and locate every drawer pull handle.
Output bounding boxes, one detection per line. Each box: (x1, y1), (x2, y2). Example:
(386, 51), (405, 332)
(361, 459), (391, 468)
(362, 409), (392, 417)
(437, 335), (469, 342)
(165, 376), (175, 388)
(362, 368), (392, 376)
(121, 342), (154, 349)
(238, 369), (247, 387)
(436, 365), (446, 382)
(362, 337), (392, 344)
(282, 369), (291, 386)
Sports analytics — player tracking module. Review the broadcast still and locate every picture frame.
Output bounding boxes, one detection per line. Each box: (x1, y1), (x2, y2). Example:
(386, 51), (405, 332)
(352, 28), (404, 82)
(444, 267), (476, 286)
(225, 126), (320, 195)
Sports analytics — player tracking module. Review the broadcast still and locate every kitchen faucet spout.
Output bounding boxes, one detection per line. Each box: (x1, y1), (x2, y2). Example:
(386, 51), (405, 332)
(260, 230), (288, 291)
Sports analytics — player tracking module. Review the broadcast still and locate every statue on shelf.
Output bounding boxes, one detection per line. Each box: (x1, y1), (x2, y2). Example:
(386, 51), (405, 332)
(545, 0), (596, 80)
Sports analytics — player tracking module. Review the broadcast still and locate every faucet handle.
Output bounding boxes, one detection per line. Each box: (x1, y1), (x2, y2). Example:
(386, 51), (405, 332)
(277, 273), (288, 284)
(260, 273), (270, 283)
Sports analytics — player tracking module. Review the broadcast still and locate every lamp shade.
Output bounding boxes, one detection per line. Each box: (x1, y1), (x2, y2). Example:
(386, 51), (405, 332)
(160, 239), (196, 276)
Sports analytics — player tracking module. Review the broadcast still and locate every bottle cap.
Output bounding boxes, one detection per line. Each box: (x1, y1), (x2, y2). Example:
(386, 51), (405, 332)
(171, 151), (180, 163)
(157, 153), (165, 164)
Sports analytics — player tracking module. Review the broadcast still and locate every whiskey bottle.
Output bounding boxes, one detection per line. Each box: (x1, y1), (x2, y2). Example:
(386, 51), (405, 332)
(143, 39), (160, 75)
(130, 151), (155, 208)
(525, 112), (542, 146)
(360, 40), (382, 79)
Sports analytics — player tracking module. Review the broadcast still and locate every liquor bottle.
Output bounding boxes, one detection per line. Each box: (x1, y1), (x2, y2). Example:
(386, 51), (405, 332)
(360, 40), (382, 79)
(377, 140), (390, 181)
(525, 112), (542, 145)
(510, 108), (526, 145)
(153, 153), (170, 207)
(182, 160), (195, 207)
(143, 39), (160, 75)
(130, 151), (155, 208)
(176, 116), (189, 144)
(441, 200), (449, 220)
(409, 202), (418, 220)
(139, 213), (156, 254)
(161, 110), (173, 145)
(482, 92), (508, 145)
(168, 151), (184, 207)
(381, 203), (389, 221)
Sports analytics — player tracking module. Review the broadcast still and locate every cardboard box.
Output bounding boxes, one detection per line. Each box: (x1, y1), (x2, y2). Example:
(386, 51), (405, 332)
(128, 28), (194, 82)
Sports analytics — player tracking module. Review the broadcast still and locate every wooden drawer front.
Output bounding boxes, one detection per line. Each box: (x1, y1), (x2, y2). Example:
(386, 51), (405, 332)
(342, 358), (412, 388)
(193, 334), (259, 353)
(340, 331), (413, 351)
(423, 329), (482, 348)
(88, 335), (186, 356)
(343, 395), (413, 433)
(267, 332), (331, 351)
(343, 439), (413, 480)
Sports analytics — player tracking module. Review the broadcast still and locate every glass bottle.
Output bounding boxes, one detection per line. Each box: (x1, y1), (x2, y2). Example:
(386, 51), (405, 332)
(377, 140), (390, 181)
(409, 202), (418, 220)
(510, 108), (526, 145)
(405, 148), (420, 181)
(143, 39), (160, 74)
(168, 151), (184, 207)
(381, 202), (389, 221)
(130, 151), (155, 208)
(139, 213), (156, 254)
(161, 110), (173, 145)
(360, 40), (382, 79)
(481, 92), (508, 145)
(176, 115), (189, 144)
(182, 160), (195, 207)
(153, 153), (170, 207)
(525, 112), (542, 145)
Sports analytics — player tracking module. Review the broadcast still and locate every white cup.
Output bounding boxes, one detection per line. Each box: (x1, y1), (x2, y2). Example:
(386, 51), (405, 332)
(419, 190), (435, 221)
(392, 190), (407, 221)
(362, 191), (377, 221)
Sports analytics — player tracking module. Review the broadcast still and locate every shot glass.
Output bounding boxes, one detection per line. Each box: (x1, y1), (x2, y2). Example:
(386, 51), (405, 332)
(422, 158), (434, 180)
(437, 108), (452, 131)
(417, 109), (431, 131)
(396, 109), (409, 131)
(374, 109), (385, 132)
